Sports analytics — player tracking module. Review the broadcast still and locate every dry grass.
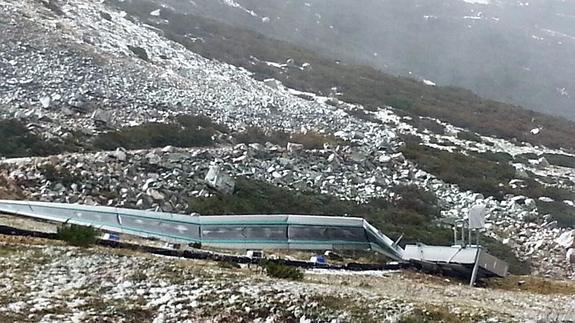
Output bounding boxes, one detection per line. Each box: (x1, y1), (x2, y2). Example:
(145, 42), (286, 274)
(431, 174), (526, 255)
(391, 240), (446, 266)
(399, 305), (478, 323)
(290, 132), (342, 149)
(486, 275), (575, 295)
(0, 234), (62, 246)
(0, 174), (24, 200)
(399, 270), (463, 286)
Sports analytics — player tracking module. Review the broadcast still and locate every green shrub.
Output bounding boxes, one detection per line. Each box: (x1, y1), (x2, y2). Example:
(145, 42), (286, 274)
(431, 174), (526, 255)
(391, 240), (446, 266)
(407, 117), (446, 134)
(0, 119), (63, 158)
(392, 185), (441, 218)
(261, 261), (304, 280)
(234, 127), (290, 146)
(42, 0), (65, 16)
(542, 153), (575, 168)
(346, 109), (382, 124)
(127, 45), (149, 61)
(218, 260), (241, 269)
(57, 224), (99, 247)
(537, 201), (575, 228)
(38, 164), (82, 186)
(400, 133), (423, 146)
(402, 143), (515, 200)
(386, 97), (414, 110)
(290, 132), (341, 149)
(93, 115), (224, 150)
(176, 115), (229, 133)
(474, 151), (513, 163)
(456, 130), (482, 142)
(514, 153), (540, 165)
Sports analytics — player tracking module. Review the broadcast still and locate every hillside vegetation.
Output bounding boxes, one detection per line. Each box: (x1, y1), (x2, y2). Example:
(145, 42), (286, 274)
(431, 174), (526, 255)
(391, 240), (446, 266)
(0, 120), (64, 158)
(110, 0), (575, 152)
(401, 138), (575, 227)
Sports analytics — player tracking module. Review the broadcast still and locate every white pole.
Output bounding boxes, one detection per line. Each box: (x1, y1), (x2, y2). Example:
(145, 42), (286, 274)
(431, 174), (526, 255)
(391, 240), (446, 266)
(469, 246), (482, 287)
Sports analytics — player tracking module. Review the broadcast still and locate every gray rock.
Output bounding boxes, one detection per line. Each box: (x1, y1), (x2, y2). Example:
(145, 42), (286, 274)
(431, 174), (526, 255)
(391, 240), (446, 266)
(112, 148), (128, 161)
(147, 188), (165, 201)
(146, 152), (161, 165)
(204, 165), (235, 195)
(287, 142), (304, 153)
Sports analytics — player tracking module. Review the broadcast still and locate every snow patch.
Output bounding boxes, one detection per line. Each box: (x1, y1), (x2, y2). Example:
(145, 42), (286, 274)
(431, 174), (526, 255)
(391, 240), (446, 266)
(462, 0), (490, 4)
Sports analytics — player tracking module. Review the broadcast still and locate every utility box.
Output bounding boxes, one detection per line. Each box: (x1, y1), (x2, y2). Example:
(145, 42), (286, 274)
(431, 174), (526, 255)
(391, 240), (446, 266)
(246, 250), (264, 259)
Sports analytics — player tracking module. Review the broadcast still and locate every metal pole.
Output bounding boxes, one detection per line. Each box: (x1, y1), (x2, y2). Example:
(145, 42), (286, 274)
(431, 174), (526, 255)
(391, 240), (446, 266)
(461, 224), (465, 246)
(453, 225), (458, 245)
(468, 222), (472, 247)
(469, 246), (482, 287)
(476, 229), (480, 246)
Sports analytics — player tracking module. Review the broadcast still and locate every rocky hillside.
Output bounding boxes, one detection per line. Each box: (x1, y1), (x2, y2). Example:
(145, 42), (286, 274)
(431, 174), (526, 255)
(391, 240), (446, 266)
(140, 0), (575, 121)
(109, 0), (575, 153)
(0, 0), (574, 285)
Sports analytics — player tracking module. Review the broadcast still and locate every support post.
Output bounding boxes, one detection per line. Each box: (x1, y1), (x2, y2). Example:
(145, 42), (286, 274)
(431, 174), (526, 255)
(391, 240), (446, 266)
(476, 229), (480, 246)
(469, 247), (482, 287)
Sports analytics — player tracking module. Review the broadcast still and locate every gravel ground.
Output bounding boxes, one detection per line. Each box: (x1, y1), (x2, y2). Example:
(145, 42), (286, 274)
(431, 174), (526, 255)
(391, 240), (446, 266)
(0, 235), (574, 322)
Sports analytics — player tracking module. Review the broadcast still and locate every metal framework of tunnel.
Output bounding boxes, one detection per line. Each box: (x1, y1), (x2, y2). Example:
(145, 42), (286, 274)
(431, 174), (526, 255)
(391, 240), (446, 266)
(0, 200), (405, 260)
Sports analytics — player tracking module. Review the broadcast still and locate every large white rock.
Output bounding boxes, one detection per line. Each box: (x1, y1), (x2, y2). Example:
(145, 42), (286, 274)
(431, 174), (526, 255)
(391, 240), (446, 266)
(529, 157), (550, 169)
(112, 148), (127, 161)
(287, 142), (304, 153)
(39, 96), (51, 108)
(146, 188), (165, 201)
(556, 230), (575, 248)
(205, 165), (235, 195)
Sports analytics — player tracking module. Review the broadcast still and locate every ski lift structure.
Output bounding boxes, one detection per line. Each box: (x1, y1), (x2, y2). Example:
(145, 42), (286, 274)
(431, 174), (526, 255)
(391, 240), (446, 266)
(403, 204), (508, 286)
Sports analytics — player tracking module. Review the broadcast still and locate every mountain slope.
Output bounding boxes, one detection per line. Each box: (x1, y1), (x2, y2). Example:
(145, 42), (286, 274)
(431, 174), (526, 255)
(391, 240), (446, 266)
(0, 0), (574, 284)
(110, 0), (575, 153)
(150, 0), (575, 121)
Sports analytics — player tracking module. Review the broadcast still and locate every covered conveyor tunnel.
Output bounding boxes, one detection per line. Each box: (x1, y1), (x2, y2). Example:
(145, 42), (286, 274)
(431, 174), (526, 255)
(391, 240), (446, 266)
(0, 200), (405, 261)
(0, 200), (509, 282)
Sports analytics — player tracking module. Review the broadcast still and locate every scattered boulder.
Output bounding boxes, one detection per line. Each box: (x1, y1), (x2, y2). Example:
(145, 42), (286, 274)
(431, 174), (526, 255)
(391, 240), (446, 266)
(146, 188), (165, 201)
(286, 142), (304, 153)
(530, 157), (551, 170)
(263, 79), (282, 90)
(91, 109), (113, 126)
(556, 230), (575, 248)
(39, 96), (51, 108)
(111, 148), (128, 161)
(205, 165), (235, 195)
(100, 11), (112, 21)
(127, 45), (149, 61)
